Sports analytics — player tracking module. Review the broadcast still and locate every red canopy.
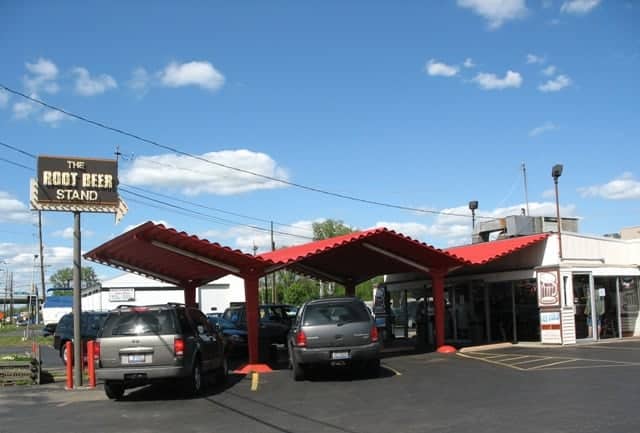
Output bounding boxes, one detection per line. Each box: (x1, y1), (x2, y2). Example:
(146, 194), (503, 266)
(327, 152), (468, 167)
(445, 233), (549, 265)
(259, 227), (465, 284)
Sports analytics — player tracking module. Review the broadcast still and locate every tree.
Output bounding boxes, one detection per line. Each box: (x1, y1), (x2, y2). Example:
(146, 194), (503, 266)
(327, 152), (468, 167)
(49, 266), (100, 289)
(312, 219), (354, 241)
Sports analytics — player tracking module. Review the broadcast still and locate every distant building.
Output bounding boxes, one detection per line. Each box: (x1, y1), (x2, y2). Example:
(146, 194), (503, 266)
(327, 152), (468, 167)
(620, 226), (640, 240)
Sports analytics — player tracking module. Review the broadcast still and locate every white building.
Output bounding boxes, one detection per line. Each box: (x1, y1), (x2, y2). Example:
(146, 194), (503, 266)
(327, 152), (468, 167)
(81, 272), (246, 314)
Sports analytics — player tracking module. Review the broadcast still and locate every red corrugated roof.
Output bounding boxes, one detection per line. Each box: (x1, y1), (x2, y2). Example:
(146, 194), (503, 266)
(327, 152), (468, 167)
(259, 227), (465, 283)
(445, 233), (549, 265)
(84, 221), (269, 285)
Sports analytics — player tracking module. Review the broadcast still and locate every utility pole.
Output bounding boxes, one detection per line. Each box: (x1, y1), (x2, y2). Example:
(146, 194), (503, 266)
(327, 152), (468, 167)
(522, 162), (530, 216)
(9, 272), (14, 324)
(271, 221), (276, 304)
(38, 211), (46, 304)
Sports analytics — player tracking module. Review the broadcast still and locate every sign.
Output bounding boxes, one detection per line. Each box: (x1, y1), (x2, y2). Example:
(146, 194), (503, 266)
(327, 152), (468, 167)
(37, 156), (118, 206)
(108, 288), (135, 302)
(537, 271), (560, 307)
(540, 310), (562, 344)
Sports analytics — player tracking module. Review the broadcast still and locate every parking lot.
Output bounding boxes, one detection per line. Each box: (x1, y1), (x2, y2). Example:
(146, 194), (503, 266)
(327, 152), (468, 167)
(1, 340), (639, 433)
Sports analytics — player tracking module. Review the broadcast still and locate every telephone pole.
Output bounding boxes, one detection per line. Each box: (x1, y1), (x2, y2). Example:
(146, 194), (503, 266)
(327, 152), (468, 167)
(271, 221), (276, 303)
(38, 211), (46, 304)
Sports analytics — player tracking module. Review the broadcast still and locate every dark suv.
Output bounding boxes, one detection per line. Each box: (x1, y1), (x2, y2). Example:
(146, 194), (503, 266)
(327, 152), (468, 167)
(53, 311), (108, 365)
(95, 304), (227, 400)
(288, 297), (380, 381)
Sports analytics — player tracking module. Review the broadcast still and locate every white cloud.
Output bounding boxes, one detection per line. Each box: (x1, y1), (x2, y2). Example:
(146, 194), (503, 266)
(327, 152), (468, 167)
(0, 89), (9, 108)
(52, 227), (94, 239)
(374, 222), (436, 242)
(121, 150), (289, 196)
(72, 67), (117, 96)
(526, 53), (545, 64)
(41, 109), (71, 127)
(561, 0), (601, 14)
(578, 173), (640, 200)
(128, 67), (150, 97)
(12, 99), (37, 119)
(542, 65), (557, 76)
(0, 242), (74, 292)
(0, 191), (33, 223)
(159, 61), (225, 91)
(24, 58), (59, 95)
(208, 220), (316, 253)
(463, 58), (476, 68)
(122, 220), (172, 234)
(472, 70), (523, 90)
(457, 0), (528, 29)
(529, 121), (557, 137)
(538, 74), (571, 92)
(425, 59), (459, 77)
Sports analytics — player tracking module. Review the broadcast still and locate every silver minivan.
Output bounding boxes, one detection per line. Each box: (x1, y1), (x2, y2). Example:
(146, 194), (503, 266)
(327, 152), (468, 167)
(96, 304), (227, 399)
(288, 297), (381, 381)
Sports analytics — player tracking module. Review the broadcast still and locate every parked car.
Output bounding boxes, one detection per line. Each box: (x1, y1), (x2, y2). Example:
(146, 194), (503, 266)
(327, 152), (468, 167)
(95, 303), (227, 400)
(222, 304), (295, 346)
(288, 297), (381, 381)
(53, 311), (109, 364)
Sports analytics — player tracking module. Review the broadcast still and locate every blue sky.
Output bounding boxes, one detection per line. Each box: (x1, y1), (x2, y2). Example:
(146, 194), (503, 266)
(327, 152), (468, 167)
(1, 0), (638, 292)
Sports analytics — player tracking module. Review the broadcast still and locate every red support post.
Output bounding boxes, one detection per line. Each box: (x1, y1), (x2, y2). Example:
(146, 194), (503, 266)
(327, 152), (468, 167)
(244, 275), (260, 365)
(87, 340), (96, 388)
(345, 283), (356, 297)
(184, 284), (197, 308)
(65, 341), (73, 390)
(431, 269), (446, 349)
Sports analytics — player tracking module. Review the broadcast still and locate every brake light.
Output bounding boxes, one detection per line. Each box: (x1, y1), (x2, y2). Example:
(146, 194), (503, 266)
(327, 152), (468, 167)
(174, 338), (185, 357)
(93, 341), (101, 360)
(370, 326), (379, 342)
(296, 330), (307, 347)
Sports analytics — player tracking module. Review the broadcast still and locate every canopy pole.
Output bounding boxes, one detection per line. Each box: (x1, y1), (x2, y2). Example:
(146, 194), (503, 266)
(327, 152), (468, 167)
(244, 274), (260, 365)
(184, 283), (197, 308)
(345, 282), (356, 297)
(431, 269), (447, 349)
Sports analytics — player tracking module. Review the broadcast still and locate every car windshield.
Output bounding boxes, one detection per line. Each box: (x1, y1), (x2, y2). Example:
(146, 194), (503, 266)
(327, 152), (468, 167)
(303, 302), (370, 326)
(101, 310), (177, 336)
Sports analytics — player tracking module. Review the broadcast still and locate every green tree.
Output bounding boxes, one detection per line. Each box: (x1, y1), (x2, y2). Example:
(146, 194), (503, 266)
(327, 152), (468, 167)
(312, 219), (354, 240)
(49, 266), (100, 289)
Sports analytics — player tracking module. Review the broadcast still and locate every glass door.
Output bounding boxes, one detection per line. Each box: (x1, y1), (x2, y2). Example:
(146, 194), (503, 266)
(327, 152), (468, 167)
(594, 277), (619, 339)
(572, 274), (592, 340)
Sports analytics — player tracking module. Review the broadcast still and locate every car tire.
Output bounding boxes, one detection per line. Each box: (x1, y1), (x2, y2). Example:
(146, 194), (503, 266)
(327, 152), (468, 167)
(104, 380), (125, 400)
(291, 353), (305, 381)
(216, 356), (228, 385)
(184, 359), (204, 396)
(59, 343), (69, 365)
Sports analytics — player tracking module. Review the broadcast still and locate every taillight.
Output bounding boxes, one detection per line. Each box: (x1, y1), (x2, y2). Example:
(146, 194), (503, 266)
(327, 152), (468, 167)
(174, 338), (185, 357)
(295, 330), (307, 347)
(370, 326), (379, 342)
(93, 341), (101, 360)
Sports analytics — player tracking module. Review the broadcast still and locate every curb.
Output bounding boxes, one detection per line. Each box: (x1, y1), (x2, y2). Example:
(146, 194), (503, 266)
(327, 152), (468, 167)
(458, 342), (513, 353)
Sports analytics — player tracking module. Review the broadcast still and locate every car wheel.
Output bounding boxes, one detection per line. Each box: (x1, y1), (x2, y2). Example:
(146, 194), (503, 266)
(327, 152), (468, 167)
(185, 359), (204, 396)
(216, 356), (228, 384)
(291, 353), (305, 381)
(104, 380), (125, 400)
(59, 343), (69, 365)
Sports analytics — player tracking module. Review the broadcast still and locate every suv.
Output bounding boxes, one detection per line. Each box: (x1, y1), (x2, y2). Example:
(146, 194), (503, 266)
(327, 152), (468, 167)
(53, 311), (109, 365)
(95, 304), (227, 400)
(288, 297), (380, 381)
(222, 303), (294, 346)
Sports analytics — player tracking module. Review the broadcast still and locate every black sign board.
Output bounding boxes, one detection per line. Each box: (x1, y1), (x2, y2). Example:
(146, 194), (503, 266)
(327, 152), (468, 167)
(37, 156), (118, 206)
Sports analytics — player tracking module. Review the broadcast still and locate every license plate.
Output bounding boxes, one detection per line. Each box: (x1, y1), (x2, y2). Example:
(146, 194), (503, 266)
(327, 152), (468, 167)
(331, 351), (350, 360)
(128, 354), (145, 364)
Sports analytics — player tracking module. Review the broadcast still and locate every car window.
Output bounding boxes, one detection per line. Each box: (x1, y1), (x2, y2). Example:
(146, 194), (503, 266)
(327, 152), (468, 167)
(101, 310), (177, 336)
(303, 303), (370, 326)
(223, 308), (244, 323)
(83, 314), (107, 337)
(189, 309), (214, 334)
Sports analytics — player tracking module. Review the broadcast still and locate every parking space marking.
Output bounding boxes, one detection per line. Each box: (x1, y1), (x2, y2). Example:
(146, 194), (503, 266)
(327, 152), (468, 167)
(251, 372), (259, 391)
(382, 363), (403, 376)
(458, 350), (640, 371)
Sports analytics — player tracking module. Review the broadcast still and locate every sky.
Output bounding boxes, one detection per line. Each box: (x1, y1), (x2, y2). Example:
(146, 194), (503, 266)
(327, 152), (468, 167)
(0, 0), (638, 293)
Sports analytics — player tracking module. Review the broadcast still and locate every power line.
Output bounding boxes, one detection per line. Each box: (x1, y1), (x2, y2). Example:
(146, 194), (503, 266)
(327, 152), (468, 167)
(0, 157), (32, 171)
(0, 85), (493, 221)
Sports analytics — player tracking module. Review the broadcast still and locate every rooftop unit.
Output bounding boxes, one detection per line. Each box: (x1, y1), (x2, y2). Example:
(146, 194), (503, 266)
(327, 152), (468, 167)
(472, 215), (579, 244)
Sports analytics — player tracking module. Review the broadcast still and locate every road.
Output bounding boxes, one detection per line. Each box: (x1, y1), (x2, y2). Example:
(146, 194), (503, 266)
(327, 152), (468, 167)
(1, 340), (639, 433)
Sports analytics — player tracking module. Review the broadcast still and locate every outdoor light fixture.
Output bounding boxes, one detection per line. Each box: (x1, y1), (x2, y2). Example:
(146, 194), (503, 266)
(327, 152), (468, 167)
(468, 200), (478, 230)
(551, 164), (563, 259)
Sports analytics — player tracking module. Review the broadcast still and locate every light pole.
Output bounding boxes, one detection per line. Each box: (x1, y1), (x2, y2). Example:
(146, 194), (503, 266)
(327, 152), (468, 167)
(552, 164), (563, 259)
(469, 200), (479, 231)
(31, 254), (39, 325)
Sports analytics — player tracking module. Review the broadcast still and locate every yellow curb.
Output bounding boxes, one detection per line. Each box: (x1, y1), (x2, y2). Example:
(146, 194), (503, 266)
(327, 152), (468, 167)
(459, 342), (513, 353)
(250, 372), (259, 391)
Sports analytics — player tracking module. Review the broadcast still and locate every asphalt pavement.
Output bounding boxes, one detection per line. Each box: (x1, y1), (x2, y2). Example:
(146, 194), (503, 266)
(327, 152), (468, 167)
(1, 340), (639, 433)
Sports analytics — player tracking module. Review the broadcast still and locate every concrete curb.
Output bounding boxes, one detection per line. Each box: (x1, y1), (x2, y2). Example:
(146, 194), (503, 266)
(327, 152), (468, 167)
(458, 342), (513, 353)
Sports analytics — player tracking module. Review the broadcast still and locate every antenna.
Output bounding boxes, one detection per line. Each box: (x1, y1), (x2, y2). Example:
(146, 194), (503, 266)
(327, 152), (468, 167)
(522, 162), (530, 216)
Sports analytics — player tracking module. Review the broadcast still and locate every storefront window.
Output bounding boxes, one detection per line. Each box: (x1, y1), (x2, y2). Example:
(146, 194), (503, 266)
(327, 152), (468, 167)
(514, 279), (540, 342)
(593, 277), (618, 339)
(620, 277), (640, 337)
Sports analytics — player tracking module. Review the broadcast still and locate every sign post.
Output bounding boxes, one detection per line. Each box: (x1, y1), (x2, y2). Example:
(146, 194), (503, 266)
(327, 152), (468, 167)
(31, 155), (127, 388)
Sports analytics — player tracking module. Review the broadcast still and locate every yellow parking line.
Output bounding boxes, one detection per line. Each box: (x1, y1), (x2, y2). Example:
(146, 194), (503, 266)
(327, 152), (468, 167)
(499, 356), (530, 362)
(456, 352), (526, 371)
(511, 357), (552, 365)
(529, 359), (577, 370)
(251, 372), (259, 391)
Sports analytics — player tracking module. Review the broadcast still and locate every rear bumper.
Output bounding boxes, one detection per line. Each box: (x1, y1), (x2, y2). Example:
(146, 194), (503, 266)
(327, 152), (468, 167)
(292, 342), (380, 365)
(96, 365), (189, 383)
